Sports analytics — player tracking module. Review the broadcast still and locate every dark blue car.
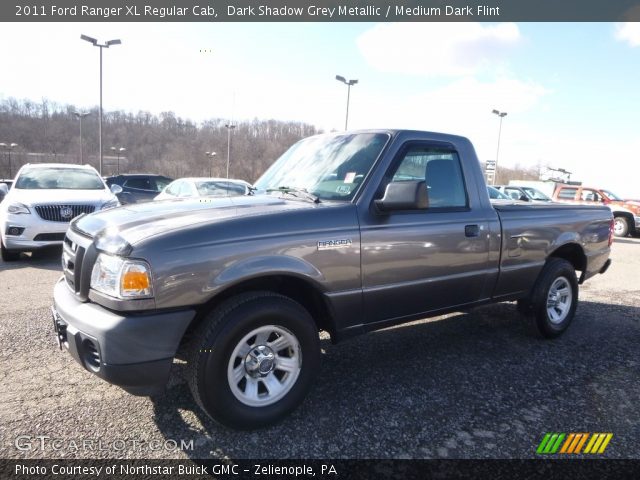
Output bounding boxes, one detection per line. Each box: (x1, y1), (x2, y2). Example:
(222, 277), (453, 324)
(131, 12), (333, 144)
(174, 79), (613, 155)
(104, 174), (173, 204)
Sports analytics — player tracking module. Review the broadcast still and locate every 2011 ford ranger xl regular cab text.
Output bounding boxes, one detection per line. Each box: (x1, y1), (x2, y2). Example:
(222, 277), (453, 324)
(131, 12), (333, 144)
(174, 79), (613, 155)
(52, 130), (613, 429)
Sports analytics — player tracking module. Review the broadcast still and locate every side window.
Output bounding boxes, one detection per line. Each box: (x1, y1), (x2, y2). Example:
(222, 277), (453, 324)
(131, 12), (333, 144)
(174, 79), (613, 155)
(581, 189), (602, 202)
(557, 187), (577, 200)
(178, 182), (195, 197)
(124, 178), (152, 190)
(154, 178), (171, 192)
(504, 187), (523, 200)
(389, 147), (467, 208)
(165, 181), (181, 197)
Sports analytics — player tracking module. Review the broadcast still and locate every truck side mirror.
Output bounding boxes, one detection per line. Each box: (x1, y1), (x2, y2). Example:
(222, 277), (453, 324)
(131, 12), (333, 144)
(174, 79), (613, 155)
(375, 180), (428, 212)
(110, 184), (123, 195)
(0, 183), (8, 196)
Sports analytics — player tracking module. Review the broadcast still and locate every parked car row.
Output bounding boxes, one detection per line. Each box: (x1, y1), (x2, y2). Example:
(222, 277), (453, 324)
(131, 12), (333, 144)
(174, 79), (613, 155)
(0, 165), (257, 260)
(105, 174), (254, 203)
(487, 180), (638, 237)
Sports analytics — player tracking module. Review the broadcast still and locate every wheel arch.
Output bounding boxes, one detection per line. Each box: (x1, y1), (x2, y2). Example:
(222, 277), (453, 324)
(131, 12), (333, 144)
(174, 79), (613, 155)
(179, 274), (337, 354)
(548, 242), (587, 283)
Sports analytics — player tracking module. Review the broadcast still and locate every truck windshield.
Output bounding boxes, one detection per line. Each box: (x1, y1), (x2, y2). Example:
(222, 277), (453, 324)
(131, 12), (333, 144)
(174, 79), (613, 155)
(15, 168), (104, 190)
(254, 132), (389, 201)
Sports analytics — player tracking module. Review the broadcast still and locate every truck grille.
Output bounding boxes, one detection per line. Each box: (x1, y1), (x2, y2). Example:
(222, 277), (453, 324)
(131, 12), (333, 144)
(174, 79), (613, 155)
(62, 231), (96, 302)
(35, 204), (95, 222)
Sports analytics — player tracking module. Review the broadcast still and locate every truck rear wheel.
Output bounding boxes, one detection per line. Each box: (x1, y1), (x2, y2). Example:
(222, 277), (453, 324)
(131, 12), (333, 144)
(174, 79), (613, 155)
(187, 292), (320, 429)
(529, 258), (578, 338)
(613, 216), (629, 237)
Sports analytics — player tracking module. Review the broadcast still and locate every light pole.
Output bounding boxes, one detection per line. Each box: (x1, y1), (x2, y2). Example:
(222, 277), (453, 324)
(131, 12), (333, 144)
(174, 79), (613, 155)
(110, 146), (126, 174)
(0, 142), (18, 178)
(224, 124), (236, 179)
(335, 75), (358, 130)
(491, 109), (507, 185)
(73, 111), (90, 163)
(81, 34), (122, 176)
(205, 151), (217, 177)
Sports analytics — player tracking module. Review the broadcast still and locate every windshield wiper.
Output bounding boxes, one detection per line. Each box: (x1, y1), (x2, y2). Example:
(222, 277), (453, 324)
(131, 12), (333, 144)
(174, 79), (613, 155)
(266, 186), (320, 203)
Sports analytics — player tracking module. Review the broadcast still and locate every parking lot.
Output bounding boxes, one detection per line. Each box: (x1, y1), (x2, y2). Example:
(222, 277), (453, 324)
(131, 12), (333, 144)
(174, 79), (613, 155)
(0, 237), (638, 459)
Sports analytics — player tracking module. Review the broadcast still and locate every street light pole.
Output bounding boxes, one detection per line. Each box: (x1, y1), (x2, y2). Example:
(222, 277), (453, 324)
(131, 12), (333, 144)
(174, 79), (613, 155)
(224, 124), (236, 179)
(491, 109), (507, 185)
(73, 111), (90, 163)
(0, 142), (18, 178)
(81, 34), (121, 176)
(335, 75), (358, 130)
(205, 151), (217, 177)
(110, 146), (126, 174)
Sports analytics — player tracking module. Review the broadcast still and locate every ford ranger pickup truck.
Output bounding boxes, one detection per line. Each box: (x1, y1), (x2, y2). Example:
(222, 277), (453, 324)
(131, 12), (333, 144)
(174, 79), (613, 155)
(52, 130), (613, 429)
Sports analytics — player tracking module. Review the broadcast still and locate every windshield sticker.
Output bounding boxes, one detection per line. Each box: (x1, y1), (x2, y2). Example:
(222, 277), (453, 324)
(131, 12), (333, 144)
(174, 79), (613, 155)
(336, 185), (352, 194)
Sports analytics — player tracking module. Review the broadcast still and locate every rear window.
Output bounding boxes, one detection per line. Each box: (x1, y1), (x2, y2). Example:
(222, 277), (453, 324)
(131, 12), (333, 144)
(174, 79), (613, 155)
(15, 168), (104, 190)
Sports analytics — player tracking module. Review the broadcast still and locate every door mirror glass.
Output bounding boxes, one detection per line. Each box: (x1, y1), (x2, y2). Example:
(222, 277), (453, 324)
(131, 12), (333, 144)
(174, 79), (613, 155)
(110, 184), (123, 195)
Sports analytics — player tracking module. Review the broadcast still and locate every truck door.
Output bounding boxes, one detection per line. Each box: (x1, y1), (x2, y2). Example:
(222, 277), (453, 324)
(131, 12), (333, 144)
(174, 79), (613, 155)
(358, 143), (491, 324)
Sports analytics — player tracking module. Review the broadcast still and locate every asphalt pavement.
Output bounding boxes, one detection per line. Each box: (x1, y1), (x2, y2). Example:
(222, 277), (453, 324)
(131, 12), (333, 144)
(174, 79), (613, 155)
(0, 238), (638, 459)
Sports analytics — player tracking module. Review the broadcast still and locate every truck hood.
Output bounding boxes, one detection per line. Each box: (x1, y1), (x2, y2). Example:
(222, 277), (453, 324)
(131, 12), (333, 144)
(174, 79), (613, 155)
(6, 188), (116, 206)
(72, 194), (317, 245)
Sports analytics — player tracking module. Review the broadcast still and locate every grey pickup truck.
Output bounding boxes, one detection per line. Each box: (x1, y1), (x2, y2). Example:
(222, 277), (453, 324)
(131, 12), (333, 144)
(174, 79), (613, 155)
(52, 130), (613, 428)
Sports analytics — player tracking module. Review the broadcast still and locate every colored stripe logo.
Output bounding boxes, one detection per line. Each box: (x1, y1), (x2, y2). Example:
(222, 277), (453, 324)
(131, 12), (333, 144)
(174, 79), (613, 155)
(537, 433), (613, 454)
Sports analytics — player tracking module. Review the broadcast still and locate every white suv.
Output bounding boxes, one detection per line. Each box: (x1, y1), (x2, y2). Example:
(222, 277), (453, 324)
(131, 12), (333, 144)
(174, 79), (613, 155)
(0, 163), (121, 261)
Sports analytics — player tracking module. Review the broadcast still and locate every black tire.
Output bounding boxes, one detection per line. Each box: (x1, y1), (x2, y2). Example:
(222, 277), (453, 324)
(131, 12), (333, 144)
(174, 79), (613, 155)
(528, 258), (578, 338)
(1, 239), (20, 261)
(187, 291), (320, 429)
(613, 216), (629, 238)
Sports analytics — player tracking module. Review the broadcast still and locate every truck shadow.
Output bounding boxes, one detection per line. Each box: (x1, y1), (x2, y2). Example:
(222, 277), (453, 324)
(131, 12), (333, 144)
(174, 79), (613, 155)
(0, 246), (62, 272)
(149, 300), (640, 459)
(613, 237), (640, 245)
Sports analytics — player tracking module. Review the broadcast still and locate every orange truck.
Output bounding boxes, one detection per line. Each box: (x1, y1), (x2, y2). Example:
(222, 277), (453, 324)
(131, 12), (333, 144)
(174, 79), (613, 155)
(552, 185), (640, 237)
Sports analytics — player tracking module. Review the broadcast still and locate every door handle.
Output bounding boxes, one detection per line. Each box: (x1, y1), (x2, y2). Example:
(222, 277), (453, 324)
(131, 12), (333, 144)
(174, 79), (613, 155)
(465, 225), (480, 237)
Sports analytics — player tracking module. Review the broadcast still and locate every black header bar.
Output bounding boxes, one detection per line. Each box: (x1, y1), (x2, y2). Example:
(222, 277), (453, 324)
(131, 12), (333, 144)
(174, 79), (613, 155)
(4, 0), (640, 22)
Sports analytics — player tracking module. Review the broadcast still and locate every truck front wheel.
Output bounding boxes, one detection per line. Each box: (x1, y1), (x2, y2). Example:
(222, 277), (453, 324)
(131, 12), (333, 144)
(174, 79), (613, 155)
(529, 258), (579, 338)
(187, 292), (320, 429)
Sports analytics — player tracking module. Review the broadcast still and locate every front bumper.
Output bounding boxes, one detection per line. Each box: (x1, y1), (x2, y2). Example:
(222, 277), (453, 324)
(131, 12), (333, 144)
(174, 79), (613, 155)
(52, 277), (196, 395)
(2, 211), (69, 250)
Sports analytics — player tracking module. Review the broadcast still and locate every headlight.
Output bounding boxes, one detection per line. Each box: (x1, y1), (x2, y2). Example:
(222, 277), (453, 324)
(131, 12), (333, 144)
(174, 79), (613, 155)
(95, 228), (131, 255)
(7, 203), (30, 214)
(101, 199), (119, 210)
(90, 253), (153, 299)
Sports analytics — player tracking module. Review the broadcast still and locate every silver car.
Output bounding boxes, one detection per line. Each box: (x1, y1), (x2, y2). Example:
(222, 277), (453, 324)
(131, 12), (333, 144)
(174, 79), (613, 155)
(0, 163), (121, 261)
(155, 177), (252, 200)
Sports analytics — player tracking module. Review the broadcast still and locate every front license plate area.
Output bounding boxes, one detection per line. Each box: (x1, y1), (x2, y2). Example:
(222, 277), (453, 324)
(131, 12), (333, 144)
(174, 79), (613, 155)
(51, 307), (66, 350)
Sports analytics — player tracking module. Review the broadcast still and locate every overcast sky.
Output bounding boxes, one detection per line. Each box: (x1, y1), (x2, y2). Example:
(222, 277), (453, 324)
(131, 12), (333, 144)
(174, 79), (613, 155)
(1, 22), (639, 197)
